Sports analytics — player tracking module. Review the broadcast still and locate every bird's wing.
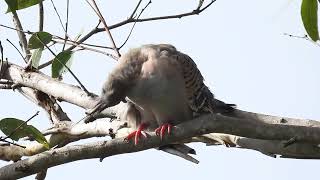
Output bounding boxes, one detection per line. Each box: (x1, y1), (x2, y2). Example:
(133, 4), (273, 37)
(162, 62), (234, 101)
(172, 49), (233, 114)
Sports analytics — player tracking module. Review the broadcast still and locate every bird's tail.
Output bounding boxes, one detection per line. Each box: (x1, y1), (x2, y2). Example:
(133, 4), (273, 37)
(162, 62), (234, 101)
(213, 99), (236, 113)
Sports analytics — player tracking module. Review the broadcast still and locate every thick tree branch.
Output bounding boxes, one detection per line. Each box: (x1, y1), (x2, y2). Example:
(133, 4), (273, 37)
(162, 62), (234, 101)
(1, 112), (320, 179)
(3, 62), (119, 120)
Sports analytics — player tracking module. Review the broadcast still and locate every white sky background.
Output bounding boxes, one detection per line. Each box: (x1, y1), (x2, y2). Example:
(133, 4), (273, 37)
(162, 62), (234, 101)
(0, 0), (320, 179)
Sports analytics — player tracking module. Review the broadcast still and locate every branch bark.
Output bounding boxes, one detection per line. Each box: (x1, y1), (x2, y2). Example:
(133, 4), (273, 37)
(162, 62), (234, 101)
(1, 113), (320, 179)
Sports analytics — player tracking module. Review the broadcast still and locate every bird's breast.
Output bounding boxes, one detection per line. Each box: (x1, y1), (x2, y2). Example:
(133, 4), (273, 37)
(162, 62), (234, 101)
(126, 61), (192, 125)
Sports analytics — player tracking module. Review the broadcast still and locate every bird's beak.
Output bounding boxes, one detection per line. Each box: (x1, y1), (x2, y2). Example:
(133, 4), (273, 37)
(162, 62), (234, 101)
(84, 100), (109, 123)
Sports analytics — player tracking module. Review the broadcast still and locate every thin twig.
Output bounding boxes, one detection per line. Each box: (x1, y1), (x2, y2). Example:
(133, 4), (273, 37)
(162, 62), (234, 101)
(39, 2), (44, 31)
(0, 139), (25, 148)
(124, 0), (215, 22)
(52, 39), (117, 59)
(0, 41), (3, 79)
(119, 0), (152, 49)
(25, 1), (45, 69)
(49, 0), (67, 33)
(0, 24), (33, 34)
(37, 60), (52, 70)
(53, 36), (113, 49)
(37, 21), (105, 69)
(37, 0), (216, 68)
(87, 0), (121, 58)
(11, 11), (31, 62)
(129, 0), (143, 19)
(6, 39), (25, 62)
(3, 111), (40, 141)
(62, 0), (70, 51)
(283, 33), (308, 39)
(284, 33), (320, 47)
(35, 34), (92, 96)
(38, 38), (116, 70)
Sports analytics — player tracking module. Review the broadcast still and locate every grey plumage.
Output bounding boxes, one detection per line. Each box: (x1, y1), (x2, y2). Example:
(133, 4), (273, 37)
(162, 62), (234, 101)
(85, 43), (234, 135)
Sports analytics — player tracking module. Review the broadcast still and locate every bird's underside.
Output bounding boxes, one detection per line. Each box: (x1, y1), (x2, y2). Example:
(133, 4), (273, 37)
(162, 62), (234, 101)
(83, 44), (235, 162)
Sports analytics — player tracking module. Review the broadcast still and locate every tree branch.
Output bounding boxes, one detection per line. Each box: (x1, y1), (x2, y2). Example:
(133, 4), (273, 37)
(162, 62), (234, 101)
(11, 11), (30, 62)
(1, 112), (320, 179)
(38, 2), (44, 32)
(87, 0), (121, 58)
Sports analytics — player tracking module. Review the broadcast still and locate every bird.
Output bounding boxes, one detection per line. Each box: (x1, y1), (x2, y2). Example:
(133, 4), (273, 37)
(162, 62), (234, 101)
(84, 44), (235, 145)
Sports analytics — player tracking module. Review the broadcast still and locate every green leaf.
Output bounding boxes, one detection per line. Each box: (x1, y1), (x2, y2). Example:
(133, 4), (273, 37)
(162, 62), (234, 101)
(5, 0), (17, 13)
(301, 0), (319, 41)
(30, 47), (43, 68)
(5, 0), (43, 13)
(0, 118), (28, 141)
(26, 126), (50, 149)
(28, 32), (52, 49)
(51, 51), (74, 78)
(0, 118), (50, 149)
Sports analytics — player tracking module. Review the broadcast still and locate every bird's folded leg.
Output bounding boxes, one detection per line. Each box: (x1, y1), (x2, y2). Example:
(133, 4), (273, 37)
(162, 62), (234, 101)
(155, 123), (173, 140)
(124, 123), (148, 145)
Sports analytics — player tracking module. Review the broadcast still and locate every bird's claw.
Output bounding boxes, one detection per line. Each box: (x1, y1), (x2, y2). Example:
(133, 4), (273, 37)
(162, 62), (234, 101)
(124, 123), (148, 145)
(155, 123), (173, 140)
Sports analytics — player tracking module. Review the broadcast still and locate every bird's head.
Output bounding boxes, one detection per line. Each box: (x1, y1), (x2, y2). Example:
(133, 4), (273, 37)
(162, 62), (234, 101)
(100, 74), (129, 107)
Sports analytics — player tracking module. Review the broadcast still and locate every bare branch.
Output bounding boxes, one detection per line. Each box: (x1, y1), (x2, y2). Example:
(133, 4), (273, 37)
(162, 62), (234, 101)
(6, 39), (25, 62)
(49, 0), (66, 33)
(284, 32), (320, 47)
(119, 0), (152, 50)
(62, 0), (70, 51)
(0, 24), (33, 35)
(2, 112), (320, 179)
(25, 1), (45, 69)
(37, 0), (216, 68)
(87, 0), (121, 58)
(73, 0), (216, 52)
(0, 41), (3, 79)
(53, 36), (113, 50)
(39, 2), (44, 32)
(11, 11), (30, 62)
(129, 0), (143, 19)
(4, 62), (99, 110)
(52, 39), (116, 59)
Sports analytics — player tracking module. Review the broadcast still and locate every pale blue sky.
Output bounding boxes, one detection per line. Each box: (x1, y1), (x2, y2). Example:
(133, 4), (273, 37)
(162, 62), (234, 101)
(0, 0), (320, 179)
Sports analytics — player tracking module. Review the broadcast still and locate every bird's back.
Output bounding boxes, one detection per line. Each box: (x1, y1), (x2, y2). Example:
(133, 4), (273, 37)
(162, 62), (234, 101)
(143, 44), (234, 115)
(118, 44), (233, 128)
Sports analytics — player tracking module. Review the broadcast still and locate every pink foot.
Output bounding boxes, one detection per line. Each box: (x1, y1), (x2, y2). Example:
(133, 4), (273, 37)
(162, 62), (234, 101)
(155, 123), (173, 140)
(124, 123), (148, 145)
